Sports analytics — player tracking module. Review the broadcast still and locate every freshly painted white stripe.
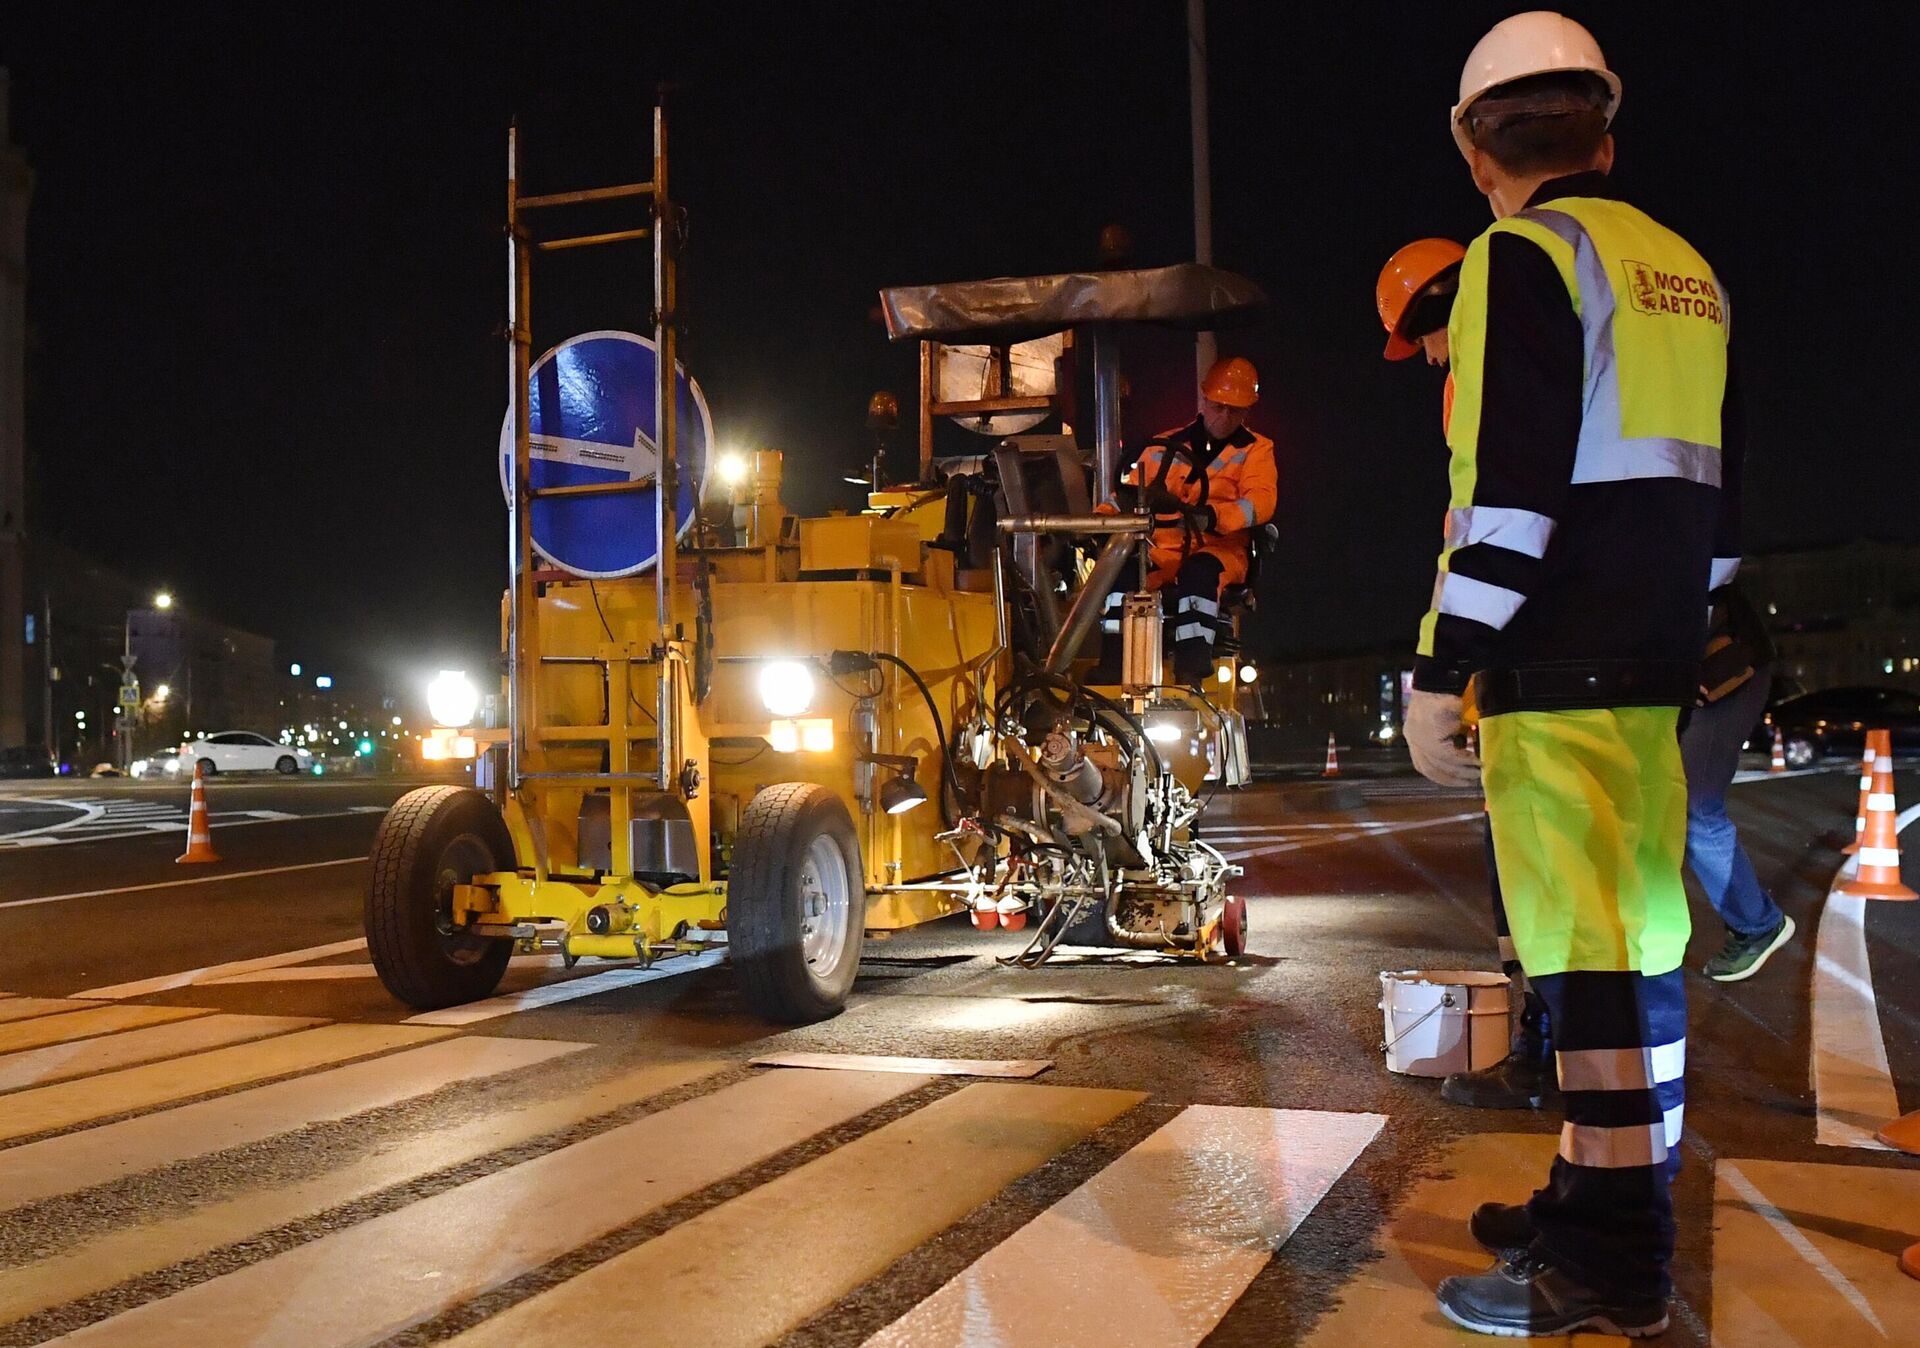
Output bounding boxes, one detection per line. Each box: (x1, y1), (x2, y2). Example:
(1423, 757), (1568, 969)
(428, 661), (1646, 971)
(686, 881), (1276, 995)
(0, 998), (110, 1026)
(235, 808), (298, 820)
(865, 1106), (1386, 1348)
(750, 1052), (1051, 1079)
(74, 937), (368, 999)
(1899, 801), (1920, 833)
(1812, 893), (1897, 1150)
(1217, 811), (1483, 863)
(1435, 571), (1526, 629)
(3, 857), (366, 913)
(1718, 1161), (1887, 1337)
(51, 1069), (926, 1348)
(1556, 1039), (1686, 1092)
(1448, 505), (1556, 559)
(0, 1013), (322, 1092)
(207, 953), (596, 986)
(1558, 1119), (1666, 1168)
(404, 947), (728, 1025)
(0, 1036), (588, 1215)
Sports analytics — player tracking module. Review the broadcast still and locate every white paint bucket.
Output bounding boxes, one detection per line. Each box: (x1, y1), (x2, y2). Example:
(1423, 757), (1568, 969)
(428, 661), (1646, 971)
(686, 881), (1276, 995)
(1378, 969), (1512, 1078)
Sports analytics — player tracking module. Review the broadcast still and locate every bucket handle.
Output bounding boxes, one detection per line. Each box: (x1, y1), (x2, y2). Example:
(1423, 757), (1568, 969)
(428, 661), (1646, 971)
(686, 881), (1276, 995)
(1379, 991), (1455, 1054)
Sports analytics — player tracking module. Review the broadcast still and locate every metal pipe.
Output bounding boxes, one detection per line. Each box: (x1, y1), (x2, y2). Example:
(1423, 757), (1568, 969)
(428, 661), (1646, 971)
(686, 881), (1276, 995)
(506, 124), (533, 793)
(1044, 532), (1136, 674)
(998, 514), (1150, 535)
(1086, 323), (1123, 506)
(517, 180), (654, 210)
(1188, 0), (1217, 381)
(653, 103), (677, 792)
(537, 226), (653, 252)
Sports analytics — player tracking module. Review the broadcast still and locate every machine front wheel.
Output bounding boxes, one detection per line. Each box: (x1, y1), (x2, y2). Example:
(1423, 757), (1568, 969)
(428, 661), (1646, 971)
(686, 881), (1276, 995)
(728, 783), (864, 1023)
(365, 786), (514, 1010)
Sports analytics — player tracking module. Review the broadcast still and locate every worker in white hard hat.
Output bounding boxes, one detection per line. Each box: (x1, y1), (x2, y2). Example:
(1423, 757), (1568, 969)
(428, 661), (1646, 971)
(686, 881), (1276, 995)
(1404, 12), (1744, 1337)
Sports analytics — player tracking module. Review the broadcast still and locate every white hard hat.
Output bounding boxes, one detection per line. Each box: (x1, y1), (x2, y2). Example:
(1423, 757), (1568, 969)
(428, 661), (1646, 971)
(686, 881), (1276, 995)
(1451, 11), (1621, 157)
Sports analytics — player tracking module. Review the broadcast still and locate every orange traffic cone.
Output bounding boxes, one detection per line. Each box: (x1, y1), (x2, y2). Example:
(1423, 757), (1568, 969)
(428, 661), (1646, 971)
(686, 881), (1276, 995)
(1837, 739), (1913, 900)
(176, 762), (221, 865)
(1901, 1241), (1918, 1280)
(1323, 733), (1339, 778)
(1842, 731), (1884, 854)
(1769, 725), (1787, 773)
(1879, 1109), (1920, 1154)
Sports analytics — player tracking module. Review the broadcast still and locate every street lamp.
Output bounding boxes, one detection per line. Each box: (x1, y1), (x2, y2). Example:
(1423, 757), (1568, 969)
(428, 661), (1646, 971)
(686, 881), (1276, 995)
(153, 591), (174, 610)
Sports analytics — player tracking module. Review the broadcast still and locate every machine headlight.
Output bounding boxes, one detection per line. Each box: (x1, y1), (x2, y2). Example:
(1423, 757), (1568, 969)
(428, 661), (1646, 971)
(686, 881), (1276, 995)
(1239, 664), (1258, 684)
(427, 670), (480, 728)
(1145, 719), (1183, 744)
(759, 660), (816, 717)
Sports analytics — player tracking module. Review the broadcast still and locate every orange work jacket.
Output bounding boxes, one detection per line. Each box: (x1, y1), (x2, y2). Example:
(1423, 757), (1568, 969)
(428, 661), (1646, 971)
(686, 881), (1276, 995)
(1124, 417), (1278, 593)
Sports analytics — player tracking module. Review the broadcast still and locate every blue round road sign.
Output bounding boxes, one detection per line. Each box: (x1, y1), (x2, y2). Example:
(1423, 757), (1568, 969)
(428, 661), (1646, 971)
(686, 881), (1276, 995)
(497, 330), (713, 578)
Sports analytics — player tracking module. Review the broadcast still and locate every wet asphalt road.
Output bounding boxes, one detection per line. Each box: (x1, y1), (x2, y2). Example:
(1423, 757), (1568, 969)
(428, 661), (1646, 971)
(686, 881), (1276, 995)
(0, 765), (1914, 1345)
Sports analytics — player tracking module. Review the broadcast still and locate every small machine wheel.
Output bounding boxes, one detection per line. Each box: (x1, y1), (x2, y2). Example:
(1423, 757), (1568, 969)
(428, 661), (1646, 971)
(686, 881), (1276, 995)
(365, 785), (514, 1010)
(197, 758), (217, 776)
(1784, 737), (1817, 770)
(728, 783), (864, 1023)
(1220, 893), (1248, 959)
(275, 755), (298, 775)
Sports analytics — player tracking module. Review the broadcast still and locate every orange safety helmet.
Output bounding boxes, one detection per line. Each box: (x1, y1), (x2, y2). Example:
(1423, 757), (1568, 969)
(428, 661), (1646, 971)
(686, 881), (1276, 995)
(1377, 238), (1467, 361)
(1201, 356), (1259, 408)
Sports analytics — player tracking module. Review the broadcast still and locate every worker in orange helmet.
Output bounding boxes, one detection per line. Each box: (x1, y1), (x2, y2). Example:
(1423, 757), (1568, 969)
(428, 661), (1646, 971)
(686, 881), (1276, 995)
(1380, 235), (1559, 1115)
(1099, 356), (1279, 683)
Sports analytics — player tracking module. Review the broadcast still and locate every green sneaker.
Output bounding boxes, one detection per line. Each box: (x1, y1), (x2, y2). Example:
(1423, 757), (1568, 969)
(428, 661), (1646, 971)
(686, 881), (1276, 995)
(1705, 914), (1795, 982)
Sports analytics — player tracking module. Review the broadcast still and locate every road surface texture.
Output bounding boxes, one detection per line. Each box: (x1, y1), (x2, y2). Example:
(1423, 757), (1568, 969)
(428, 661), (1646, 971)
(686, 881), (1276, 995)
(0, 762), (1914, 1346)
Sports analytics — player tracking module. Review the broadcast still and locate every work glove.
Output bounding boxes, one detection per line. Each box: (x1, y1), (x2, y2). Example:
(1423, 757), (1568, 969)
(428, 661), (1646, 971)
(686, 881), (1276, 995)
(1142, 483), (1189, 515)
(1404, 689), (1482, 790)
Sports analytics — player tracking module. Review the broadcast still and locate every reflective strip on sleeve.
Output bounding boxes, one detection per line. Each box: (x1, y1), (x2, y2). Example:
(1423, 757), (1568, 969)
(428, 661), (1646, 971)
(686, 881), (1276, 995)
(1234, 499), (1257, 529)
(1176, 595), (1220, 617)
(1556, 1039), (1686, 1092)
(1100, 620), (1121, 634)
(1710, 556), (1741, 588)
(1558, 1119), (1669, 1169)
(1572, 438), (1722, 486)
(1171, 622), (1217, 645)
(1446, 505), (1556, 559)
(1435, 572), (1526, 630)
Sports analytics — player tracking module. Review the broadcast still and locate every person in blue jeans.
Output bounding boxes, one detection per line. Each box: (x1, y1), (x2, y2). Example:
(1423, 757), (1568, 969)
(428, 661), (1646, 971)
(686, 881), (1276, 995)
(1685, 584), (1794, 980)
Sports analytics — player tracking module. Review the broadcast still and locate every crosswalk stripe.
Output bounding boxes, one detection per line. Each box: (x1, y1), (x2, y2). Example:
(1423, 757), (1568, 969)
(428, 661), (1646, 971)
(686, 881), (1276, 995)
(750, 1051), (1052, 1078)
(0, 1013), (325, 1093)
(0, 1035), (589, 1215)
(0, 997), (108, 1025)
(0, 1004), (210, 1056)
(51, 1067), (929, 1346)
(1813, 894), (1899, 1150)
(866, 1104), (1385, 1347)
(404, 947), (729, 1025)
(451, 1082), (1149, 1348)
(205, 954), (587, 986)
(0, 1023), (453, 1144)
(0, 1057), (724, 1325)
(73, 937), (368, 999)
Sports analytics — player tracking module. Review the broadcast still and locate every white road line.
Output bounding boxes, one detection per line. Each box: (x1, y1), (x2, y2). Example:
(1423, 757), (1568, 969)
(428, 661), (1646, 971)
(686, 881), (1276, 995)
(206, 953), (597, 986)
(1810, 801), (1918, 1150)
(1216, 810), (1483, 863)
(404, 948), (729, 1025)
(865, 1106), (1387, 1347)
(0, 807), (389, 851)
(74, 936), (369, 999)
(1, 856), (366, 913)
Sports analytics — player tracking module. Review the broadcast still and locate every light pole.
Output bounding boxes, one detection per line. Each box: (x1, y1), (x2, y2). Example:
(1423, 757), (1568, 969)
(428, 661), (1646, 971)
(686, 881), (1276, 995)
(118, 590), (173, 770)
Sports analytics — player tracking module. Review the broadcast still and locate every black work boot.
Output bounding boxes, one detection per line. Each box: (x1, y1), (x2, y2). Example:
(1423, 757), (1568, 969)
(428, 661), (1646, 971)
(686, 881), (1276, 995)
(1441, 990), (1556, 1110)
(1437, 1250), (1669, 1338)
(1468, 1201), (1535, 1255)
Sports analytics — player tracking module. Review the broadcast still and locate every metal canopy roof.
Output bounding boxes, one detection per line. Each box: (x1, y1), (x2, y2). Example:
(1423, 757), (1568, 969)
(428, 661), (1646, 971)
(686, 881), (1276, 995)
(879, 262), (1266, 345)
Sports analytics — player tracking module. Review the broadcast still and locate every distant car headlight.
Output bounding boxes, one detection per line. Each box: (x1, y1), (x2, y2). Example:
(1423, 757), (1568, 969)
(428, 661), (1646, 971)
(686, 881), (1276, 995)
(427, 670), (481, 727)
(163, 757), (182, 775)
(758, 660), (816, 718)
(130, 760), (148, 777)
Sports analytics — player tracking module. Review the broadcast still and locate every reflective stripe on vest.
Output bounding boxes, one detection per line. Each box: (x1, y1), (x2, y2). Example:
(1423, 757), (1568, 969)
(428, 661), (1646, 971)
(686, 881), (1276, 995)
(1447, 196), (1730, 493)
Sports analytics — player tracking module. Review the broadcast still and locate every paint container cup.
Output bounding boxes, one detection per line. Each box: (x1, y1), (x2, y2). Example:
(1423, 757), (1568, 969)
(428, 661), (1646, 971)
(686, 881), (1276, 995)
(1378, 970), (1511, 1077)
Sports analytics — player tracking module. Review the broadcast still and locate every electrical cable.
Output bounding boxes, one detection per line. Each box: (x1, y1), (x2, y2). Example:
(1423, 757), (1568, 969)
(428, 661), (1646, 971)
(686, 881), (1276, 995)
(587, 581), (657, 724)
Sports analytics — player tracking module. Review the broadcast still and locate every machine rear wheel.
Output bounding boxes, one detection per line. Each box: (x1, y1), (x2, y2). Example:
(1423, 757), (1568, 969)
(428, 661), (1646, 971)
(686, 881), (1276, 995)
(728, 783), (864, 1023)
(1220, 893), (1248, 958)
(365, 785), (514, 1010)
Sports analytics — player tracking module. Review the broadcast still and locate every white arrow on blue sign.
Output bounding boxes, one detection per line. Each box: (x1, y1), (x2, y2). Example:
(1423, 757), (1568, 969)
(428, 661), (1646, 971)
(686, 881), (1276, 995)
(497, 330), (714, 578)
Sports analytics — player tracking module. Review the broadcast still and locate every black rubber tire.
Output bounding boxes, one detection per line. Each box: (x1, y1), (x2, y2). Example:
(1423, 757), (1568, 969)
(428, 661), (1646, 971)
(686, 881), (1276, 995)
(728, 783), (864, 1023)
(275, 755), (298, 775)
(197, 758), (217, 776)
(364, 785), (514, 1010)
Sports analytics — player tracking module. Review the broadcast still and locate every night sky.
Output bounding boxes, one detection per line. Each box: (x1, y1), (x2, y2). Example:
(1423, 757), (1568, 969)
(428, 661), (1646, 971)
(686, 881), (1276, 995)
(4, 3), (1912, 685)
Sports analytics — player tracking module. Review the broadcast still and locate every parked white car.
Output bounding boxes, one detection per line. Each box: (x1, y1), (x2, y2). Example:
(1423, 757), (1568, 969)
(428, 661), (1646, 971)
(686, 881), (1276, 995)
(181, 732), (314, 776)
